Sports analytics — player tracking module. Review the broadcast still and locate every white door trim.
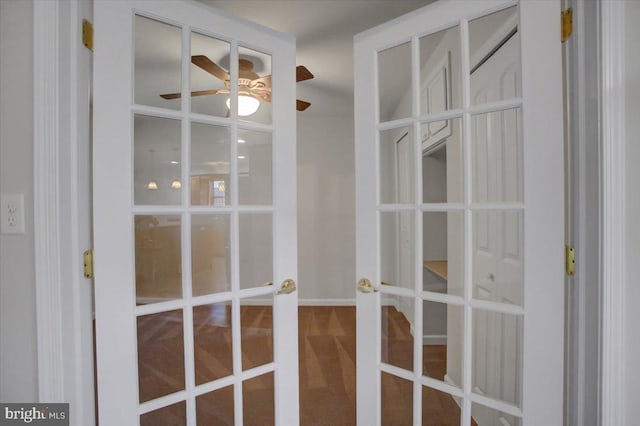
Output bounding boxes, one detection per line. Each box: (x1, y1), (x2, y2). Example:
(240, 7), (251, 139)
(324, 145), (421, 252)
(33, 1), (96, 424)
(599, 1), (627, 425)
(33, 0), (65, 403)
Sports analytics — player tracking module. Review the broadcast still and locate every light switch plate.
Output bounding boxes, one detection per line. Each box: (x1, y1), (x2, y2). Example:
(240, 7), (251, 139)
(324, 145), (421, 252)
(1, 194), (25, 234)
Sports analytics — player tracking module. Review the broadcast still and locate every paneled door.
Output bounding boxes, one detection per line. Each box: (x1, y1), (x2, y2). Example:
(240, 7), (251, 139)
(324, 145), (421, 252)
(93, 1), (298, 425)
(355, 1), (564, 425)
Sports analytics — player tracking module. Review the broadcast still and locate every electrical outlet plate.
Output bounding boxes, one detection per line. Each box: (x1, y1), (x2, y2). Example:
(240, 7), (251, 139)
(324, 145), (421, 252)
(1, 194), (25, 234)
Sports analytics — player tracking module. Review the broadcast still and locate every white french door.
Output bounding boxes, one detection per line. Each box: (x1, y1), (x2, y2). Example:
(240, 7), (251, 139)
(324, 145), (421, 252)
(93, 1), (298, 425)
(355, 1), (564, 425)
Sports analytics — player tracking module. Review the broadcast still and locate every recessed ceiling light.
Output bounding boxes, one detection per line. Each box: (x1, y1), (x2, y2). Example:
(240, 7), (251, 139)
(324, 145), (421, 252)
(238, 155), (246, 159)
(238, 139), (246, 144)
(170, 160), (179, 165)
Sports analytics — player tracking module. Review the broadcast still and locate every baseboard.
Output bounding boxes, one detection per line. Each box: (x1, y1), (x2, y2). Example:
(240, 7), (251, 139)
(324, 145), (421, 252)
(423, 335), (447, 345)
(297, 299), (355, 306)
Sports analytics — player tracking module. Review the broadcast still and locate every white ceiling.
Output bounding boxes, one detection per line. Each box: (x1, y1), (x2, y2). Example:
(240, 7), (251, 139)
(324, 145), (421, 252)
(200, 0), (434, 117)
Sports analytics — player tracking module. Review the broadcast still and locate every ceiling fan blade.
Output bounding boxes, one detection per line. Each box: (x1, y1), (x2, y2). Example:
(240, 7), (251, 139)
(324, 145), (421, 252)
(251, 74), (272, 89)
(296, 99), (311, 111)
(296, 65), (314, 82)
(160, 89), (222, 100)
(192, 55), (229, 81)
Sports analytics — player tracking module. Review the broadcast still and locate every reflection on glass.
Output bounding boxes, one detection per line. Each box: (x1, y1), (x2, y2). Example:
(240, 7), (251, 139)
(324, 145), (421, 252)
(237, 46), (272, 124)
(421, 117), (463, 203)
(380, 212), (414, 290)
(381, 295), (413, 371)
(135, 215), (182, 303)
(240, 294), (273, 371)
(242, 372), (275, 424)
(472, 308), (522, 406)
(191, 215), (230, 297)
(134, 115), (182, 206)
(423, 212), (464, 296)
(137, 310), (185, 402)
(238, 129), (272, 205)
(422, 385), (461, 424)
(381, 372), (413, 425)
(419, 25), (461, 115)
(196, 386), (234, 425)
(135, 15), (181, 110)
(469, 6), (521, 105)
(239, 214), (273, 289)
(193, 303), (233, 385)
(472, 211), (523, 306)
(471, 108), (522, 203)
(191, 122), (230, 206)
(378, 42), (412, 122)
(472, 402), (522, 426)
(140, 401), (186, 426)
(190, 32), (231, 117)
(422, 301), (463, 387)
(379, 126), (414, 204)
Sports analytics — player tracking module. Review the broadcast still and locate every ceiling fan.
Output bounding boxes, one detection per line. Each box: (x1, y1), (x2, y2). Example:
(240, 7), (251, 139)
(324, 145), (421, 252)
(160, 55), (314, 114)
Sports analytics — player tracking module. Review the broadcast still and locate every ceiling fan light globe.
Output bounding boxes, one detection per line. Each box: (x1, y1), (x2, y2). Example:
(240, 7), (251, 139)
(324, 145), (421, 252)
(226, 95), (260, 116)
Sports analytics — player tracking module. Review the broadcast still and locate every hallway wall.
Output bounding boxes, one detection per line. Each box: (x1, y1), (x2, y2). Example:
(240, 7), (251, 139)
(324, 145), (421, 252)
(297, 115), (356, 302)
(0, 0), (38, 401)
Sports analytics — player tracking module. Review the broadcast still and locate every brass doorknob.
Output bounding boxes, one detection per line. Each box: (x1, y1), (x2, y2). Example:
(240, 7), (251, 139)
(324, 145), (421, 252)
(357, 278), (377, 293)
(276, 279), (296, 295)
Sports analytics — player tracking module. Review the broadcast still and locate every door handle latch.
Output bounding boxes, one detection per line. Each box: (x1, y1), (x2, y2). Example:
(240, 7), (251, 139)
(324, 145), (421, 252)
(276, 279), (296, 295)
(357, 278), (377, 293)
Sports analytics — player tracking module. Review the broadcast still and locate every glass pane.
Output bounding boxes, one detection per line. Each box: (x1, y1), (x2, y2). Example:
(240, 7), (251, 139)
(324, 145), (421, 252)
(471, 108), (523, 203)
(196, 385), (234, 425)
(191, 214), (231, 296)
(135, 15), (181, 110)
(191, 122), (230, 206)
(423, 211), (464, 297)
(469, 6), (521, 106)
(422, 301), (463, 387)
(422, 385), (461, 424)
(238, 129), (272, 205)
(380, 126), (414, 204)
(239, 213), (273, 289)
(237, 46), (272, 125)
(381, 295), (413, 371)
(193, 302), (233, 385)
(190, 32), (231, 117)
(240, 294), (273, 370)
(243, 372), (275, 424)
(137, 310), (185, 402)
(140, 401), (186, 426)
(381, 372), (413, 425)
(380, 211), (415, 290)
(471, 402), (522, 426)
(472, 308), (522, 406)
(134, 115), (182, 206)
(472, 211), (523, 306)
(378, 42), (412, 122)
(421, 117), (463, 203)
(419, 25), (461, 114)
(135, 215), (182, 304)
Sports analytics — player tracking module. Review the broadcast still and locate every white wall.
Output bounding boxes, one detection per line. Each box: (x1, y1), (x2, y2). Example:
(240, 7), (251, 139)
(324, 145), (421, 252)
(297, 115), (355, 301)
(624, 0), (640, 421)
(0, 0), (38, 401)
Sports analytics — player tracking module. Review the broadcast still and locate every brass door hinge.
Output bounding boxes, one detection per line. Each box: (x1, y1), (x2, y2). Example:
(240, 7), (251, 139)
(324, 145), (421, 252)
(561, 8), (573, 43)
(82, 19), (93, 51)
(83, 250), (94, 279)
(565, 245), (575, 276)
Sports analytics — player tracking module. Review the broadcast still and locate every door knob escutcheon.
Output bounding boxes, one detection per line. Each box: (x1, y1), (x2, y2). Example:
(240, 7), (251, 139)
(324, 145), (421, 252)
(357, 278), (377, 293)
(276, 279), (296, 295)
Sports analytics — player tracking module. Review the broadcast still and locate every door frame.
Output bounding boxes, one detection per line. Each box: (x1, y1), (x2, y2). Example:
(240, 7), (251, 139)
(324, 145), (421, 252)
(32, 0), (628, 425)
